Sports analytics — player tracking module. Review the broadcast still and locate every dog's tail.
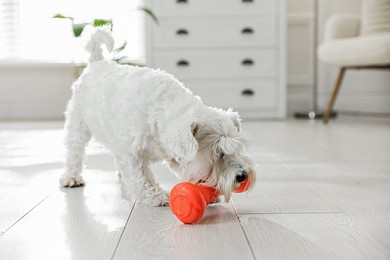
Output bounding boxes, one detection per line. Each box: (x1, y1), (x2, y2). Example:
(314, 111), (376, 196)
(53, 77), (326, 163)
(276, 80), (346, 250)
(85, 27), (114, 63)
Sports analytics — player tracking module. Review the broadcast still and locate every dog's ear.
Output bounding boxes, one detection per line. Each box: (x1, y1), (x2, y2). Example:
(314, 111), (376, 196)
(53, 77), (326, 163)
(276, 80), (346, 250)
(160, 120), (199, 164)
(226, 108), (242, 132)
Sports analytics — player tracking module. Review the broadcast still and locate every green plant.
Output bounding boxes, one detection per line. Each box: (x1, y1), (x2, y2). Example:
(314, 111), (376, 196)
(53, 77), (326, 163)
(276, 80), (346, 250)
(53, 7), (158, 63)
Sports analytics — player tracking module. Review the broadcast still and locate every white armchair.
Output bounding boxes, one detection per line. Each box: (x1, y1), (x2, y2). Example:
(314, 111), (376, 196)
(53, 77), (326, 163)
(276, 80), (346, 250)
(317, 0), (390, 123)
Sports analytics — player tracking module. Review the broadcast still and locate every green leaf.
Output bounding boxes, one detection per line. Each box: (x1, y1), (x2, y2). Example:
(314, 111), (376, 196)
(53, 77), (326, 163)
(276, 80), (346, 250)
(113, 42), (127, 54)
(72, 23), (88, 37)
(112, 56), (129, 63)
(93, 19), (113, 29)
(138, 7), (159, 25)
(52, 13), (73, 20)
(112, 56), (141, 66)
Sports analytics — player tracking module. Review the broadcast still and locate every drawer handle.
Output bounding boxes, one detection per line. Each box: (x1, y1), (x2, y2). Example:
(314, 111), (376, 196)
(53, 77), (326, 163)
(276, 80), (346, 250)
(177, 60), (190, 67)
(242, 59), (254, 66)
(242, 89), (255, 96)
(241, 27), (254, 34)
(177, 0), (188, 3)
(242, 0), (253, 3)
(176, 29), (189, 36)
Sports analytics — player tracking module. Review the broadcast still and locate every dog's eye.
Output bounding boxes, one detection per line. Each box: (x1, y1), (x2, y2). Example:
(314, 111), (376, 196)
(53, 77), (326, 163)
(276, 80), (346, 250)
(219, 152), (224, 158)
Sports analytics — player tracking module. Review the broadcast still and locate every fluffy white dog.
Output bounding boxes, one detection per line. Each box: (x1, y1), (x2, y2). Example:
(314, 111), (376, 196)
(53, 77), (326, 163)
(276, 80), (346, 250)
(61, 28), (256, 206)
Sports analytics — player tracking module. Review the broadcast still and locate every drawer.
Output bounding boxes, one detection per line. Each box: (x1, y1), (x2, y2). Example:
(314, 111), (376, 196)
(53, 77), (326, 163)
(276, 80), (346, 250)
(153, 50), (276, 79)
(153, 17), (275, 48)
(185, 80), (277, 110)
(152, 0), (277, 16)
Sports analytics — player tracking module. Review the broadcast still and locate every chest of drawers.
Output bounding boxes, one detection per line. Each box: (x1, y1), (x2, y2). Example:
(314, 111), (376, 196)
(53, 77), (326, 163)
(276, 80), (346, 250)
(146, 0), (286, 119)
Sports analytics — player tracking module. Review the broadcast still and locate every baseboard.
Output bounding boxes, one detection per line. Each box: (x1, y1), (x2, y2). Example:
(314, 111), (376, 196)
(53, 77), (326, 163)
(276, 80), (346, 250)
(318, 92), (390, 114)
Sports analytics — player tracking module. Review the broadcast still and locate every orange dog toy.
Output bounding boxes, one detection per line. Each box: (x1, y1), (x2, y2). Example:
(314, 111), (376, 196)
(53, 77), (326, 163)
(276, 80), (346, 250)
(169, 178), (250, 224)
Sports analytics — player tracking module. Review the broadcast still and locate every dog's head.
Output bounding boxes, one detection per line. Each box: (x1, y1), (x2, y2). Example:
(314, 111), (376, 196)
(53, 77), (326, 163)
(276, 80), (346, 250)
(183, 108), (256, 202)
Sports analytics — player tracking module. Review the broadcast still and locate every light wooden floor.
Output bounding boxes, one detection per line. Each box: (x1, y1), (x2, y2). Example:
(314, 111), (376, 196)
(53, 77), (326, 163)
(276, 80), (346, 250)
(0, 116), (389, 260)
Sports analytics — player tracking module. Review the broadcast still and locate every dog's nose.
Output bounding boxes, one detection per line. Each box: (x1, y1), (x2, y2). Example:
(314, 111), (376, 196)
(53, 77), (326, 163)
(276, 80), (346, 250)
(236, 172), (248, 183)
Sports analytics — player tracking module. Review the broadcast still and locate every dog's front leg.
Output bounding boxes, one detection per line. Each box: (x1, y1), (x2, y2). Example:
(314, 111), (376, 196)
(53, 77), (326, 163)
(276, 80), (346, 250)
(116, 155), (168, 206)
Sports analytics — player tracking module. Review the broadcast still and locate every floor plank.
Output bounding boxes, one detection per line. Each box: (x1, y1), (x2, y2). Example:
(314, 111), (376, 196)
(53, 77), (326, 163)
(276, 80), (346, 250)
(0, 129), (64, 233)
(287, 163), (390, 249)
(113, 202), (254, 260)
(232, 164), (340, 214)
(0, 129), (65, 168)
(244, 117), (390, 171)
(0, 169), (58, 233)
(1, 117), (389, 259)
(240, 213), (390, 260)
(0, 170), (133, 260)
(242, 117), (390, 249)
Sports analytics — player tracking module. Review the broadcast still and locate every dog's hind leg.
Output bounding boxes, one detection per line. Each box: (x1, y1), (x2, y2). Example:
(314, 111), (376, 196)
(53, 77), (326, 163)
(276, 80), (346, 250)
(60, 103), (91, 187)
(115, 155), (169, 206)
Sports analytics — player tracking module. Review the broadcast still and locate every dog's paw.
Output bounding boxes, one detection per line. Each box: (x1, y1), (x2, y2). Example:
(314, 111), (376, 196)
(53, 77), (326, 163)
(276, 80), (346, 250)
(140, 184), (169, 207)
(60, 175), (85, 188)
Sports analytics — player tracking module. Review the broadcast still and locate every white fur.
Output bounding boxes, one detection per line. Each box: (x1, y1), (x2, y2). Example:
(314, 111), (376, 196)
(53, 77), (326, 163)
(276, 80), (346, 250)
(61, 28), (256, 206)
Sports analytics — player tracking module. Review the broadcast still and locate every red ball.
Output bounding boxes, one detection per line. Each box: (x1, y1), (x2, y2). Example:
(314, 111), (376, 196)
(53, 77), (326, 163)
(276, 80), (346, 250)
(170, 178), (251, 224)
(169, 182), (217, 224)
(234, 178), (251, 193)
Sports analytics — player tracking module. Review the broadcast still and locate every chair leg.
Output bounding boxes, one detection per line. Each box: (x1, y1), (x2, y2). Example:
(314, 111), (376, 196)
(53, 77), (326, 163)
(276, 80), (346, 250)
(323, 67), (346, 124)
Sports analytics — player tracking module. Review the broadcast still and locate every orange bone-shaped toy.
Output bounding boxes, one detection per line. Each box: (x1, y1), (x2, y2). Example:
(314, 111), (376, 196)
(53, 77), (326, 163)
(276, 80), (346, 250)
(169, 178), (250, 224)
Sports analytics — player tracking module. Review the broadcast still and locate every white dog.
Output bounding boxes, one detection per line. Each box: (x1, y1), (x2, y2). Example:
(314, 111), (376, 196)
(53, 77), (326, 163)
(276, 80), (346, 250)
(61, 28), (256, 206)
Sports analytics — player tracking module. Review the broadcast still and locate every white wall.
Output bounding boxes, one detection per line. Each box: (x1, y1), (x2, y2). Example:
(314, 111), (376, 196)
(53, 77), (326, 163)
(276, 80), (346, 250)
(1, 0), (389, 120)
(0, 63), (75, 120)
(287, 0), (315, 114)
